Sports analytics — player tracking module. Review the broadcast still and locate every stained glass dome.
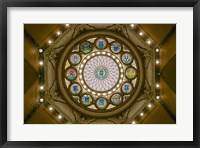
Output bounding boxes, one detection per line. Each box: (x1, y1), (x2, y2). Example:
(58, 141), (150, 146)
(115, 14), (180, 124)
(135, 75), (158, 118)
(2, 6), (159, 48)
(57, 31), (144, 117)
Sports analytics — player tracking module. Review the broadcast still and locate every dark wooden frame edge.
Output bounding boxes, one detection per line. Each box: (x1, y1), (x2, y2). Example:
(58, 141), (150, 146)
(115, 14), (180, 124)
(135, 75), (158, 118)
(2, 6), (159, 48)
(0, 0), (199, 147)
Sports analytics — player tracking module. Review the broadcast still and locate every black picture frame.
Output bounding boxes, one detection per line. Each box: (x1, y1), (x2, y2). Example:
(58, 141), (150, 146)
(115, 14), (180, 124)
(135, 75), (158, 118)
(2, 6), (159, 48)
(0, 0), (199, 147)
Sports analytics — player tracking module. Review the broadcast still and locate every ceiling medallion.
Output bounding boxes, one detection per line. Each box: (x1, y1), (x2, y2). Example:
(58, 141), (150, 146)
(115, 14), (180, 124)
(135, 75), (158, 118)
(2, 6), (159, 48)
(57, 31), (145, 118)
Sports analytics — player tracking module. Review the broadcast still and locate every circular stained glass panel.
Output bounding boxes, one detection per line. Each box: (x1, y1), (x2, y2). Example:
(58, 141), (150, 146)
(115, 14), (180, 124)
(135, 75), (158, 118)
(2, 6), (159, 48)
(96, 38), (107, 49)
(70, 83), (81, 94)
(110, 42), (121, 53)
(81, 94), (93, 106)
(96, 98), (108, 110)
(122, 53), (132, 64)
(81, 41), (92, 54)
(65, 68), (77, 80)
(126, 67), (137, 79)
(111, 94), (122, 106)
(83, 55), (120, 92)
(122, 83), (133, 94)
(70, 53), (81, 65)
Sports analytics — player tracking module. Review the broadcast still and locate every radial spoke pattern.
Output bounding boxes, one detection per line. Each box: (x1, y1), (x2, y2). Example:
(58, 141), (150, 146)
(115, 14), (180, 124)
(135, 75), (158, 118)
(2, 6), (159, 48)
(83, 56), (119, 92)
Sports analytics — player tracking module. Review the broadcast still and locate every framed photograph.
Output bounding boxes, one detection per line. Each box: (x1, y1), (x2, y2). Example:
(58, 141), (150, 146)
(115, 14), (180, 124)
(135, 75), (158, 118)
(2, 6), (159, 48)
(0, 0), (199, 147)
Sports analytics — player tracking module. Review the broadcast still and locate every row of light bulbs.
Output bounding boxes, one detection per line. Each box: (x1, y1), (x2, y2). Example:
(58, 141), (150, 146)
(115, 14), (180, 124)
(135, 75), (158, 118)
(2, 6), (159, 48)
(132, 82), (160, 124)
(130, 24), (152, 45)
(131, 58), (161, 123)
(130, 24), (160, 64)
(39, 85), (63, 120)
(130, 24), (161, 124)
(38, 24), (161, 124)
(37, 24), (70, 122)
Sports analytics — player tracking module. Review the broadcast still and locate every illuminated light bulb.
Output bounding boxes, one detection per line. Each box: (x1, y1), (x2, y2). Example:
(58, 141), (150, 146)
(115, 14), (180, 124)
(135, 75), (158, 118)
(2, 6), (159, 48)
(117, 84), (120, 87)
(103, 93), (106, 96)
(139, 32), (143, 36)
(83, 60), (86, 63)
(58, 115), (62, 119)
(97, 52), (100, 55)
(97, 93), (101, 96)
(120, 69), (123, 73)
(156, 48), (160, 52)
(49, 106), (53, 111)
(40, 85), (44, 90)
(39, 61), (43, 66)
(83, 85), (87, 89)
(121, 75), (123, 78)
(116, 59), (119, 63)
(108, 91), (112, 95)
(102, 52), (106, 55)
(39, 98), (44, 103)
(81, 80), (84, 84)
(107, 53), (111, 56)
(112, 55), (116, 59)
(156, 84), (160, 88)
(87, 56), (91, 59)
(119, 79), (123, 83)
(140, 112), (144, 116)
(132, 121), (136, 124)
(87, 89), (91, 92)
(79, 69), (82, 73)
(39, 49), (43, 53)
(119, 64), (122, 67)
(156, 95), (160, 100)
(130, 24), (135, 28)
(56, 31), (61, 36)
(79, 75), (82, 79)
(92, 91), (96, 95)
(148, 104), (152, 108)
(65, 24), (70, 27)
(92, 53), (95, 56)
(113, 88), (116, 92)
(147, 40), (151, 45)
(48, 40), (52, 44)
(156, 60), (160, 64)
(80, 64), (84, 68)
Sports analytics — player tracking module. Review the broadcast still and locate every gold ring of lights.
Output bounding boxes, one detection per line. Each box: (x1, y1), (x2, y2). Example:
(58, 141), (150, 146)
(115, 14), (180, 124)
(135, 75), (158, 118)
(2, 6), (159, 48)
(57, 31), (145, 118)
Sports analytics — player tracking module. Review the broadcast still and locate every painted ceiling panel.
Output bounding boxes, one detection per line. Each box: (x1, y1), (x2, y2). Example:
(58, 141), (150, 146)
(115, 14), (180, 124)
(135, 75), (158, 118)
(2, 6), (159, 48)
(24, 59), (38, 94)
(26, 104), (59, 124)
(25, 24), (61, 46)
(141, 105), (175, 124)
(140, 24), (175, 45)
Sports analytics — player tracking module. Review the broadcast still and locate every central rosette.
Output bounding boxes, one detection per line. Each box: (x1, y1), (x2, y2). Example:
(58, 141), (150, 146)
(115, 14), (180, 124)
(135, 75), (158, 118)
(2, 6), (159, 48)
(95, 66), (108, 80)
(82, 54), (121, 93)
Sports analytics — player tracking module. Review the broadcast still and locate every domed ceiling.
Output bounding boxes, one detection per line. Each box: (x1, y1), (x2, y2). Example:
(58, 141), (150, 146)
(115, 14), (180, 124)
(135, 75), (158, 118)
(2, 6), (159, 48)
(24, 24), (176, 124)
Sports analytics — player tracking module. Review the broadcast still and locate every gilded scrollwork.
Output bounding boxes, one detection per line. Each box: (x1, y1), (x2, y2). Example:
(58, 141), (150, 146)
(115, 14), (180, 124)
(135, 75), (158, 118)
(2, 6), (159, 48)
(106, 109), (130, 124)
(137, 45), (153, 69)
(136, 80), (153, 102)
(48, 81), (66, 104)
(72, 110), (96, 124)
(72, 24), (96, 38)
(48, 45), (65, 69)
(107, 24), (130, 39)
